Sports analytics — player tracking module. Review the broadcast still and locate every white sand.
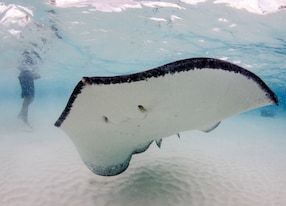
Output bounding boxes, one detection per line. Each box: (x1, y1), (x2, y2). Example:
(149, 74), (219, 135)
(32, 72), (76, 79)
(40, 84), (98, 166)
(1, 113), (286, 206)
(1, 1), (285, 205)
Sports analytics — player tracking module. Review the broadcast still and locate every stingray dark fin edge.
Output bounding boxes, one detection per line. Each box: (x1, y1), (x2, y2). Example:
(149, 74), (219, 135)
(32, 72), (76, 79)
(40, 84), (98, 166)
(54, 58), (278, 128)
(54, 80), (85, 127)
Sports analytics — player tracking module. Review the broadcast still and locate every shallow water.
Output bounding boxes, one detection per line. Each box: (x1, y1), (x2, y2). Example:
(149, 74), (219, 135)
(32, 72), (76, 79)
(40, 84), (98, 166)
(1, 115), (286, 206)
(1, 1), (286, 205)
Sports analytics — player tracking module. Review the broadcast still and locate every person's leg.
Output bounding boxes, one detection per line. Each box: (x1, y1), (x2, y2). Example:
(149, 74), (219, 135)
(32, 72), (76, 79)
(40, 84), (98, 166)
(18, 96), (34, 125)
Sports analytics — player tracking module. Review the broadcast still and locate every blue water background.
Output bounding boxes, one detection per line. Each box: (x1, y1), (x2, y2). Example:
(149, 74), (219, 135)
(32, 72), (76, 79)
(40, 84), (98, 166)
(0, 1), (286, 124)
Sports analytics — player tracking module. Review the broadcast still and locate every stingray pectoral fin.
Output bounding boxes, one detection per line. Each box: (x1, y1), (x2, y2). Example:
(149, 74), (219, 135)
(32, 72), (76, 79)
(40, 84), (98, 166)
(85, 141), (153, 176)
(71, 134), (153, 176)
(133, 141), (153, 154)
(200, 121), (221, 133)
(85, 155), (131, 176)
(55, 58), (278, 176)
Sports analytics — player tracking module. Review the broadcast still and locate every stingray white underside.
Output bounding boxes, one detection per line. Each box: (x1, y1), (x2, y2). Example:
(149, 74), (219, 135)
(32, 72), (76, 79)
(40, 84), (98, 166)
(56, 58), (277, 176)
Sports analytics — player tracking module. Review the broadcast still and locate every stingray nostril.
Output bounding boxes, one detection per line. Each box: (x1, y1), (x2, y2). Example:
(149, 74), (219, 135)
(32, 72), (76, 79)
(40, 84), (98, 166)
(138, 105), (147, 113)
(103, 116), (109, 123)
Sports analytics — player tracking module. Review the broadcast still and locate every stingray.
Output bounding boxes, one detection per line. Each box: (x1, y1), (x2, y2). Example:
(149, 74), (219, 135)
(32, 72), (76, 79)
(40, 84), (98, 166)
(55, 58), (278, 176)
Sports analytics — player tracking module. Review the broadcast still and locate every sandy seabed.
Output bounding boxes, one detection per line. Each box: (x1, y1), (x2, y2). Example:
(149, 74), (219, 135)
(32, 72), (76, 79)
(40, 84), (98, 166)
(1, 113), (286, 206)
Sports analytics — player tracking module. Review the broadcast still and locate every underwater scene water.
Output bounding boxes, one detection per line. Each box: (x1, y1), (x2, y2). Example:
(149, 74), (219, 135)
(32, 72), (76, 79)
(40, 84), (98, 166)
(0, 0), (286, 206)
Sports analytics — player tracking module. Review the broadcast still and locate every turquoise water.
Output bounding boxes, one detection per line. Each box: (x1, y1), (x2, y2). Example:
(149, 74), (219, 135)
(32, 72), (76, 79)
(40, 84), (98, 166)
(0, 1), (286, 206)
(1, 2), (285, 115)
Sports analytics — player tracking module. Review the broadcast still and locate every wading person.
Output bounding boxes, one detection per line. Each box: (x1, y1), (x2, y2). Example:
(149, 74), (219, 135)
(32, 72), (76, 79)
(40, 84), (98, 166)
(18, 69), (40, 127)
